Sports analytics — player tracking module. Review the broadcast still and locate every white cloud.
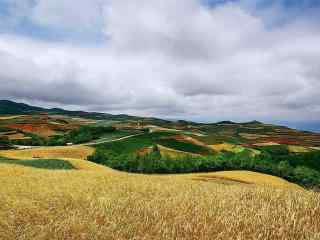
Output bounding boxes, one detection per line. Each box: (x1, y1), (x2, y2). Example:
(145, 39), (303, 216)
(31, 0), (105, 32)
(0, 0), (320, 122)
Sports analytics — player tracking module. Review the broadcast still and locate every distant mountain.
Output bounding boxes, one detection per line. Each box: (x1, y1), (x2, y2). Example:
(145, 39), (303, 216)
(1, 100), (318, 133)
(0, 100), (45, 114)
(0, 100), (169, 122)
(0, 100), (115, 119)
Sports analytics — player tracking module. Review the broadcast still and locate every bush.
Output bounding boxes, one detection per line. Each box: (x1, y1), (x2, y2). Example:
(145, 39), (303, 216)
(88, 147), (320, 188)
(48, 126), (116, 145)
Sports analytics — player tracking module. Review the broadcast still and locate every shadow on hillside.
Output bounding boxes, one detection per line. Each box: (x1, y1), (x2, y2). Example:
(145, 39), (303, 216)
(0, 158), (75, 170)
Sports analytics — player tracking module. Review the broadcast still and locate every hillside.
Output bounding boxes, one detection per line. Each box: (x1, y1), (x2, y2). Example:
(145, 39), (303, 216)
(1, 100), (320, 188)
(1, 101), (320, 239)
(1, 156), (319, 240)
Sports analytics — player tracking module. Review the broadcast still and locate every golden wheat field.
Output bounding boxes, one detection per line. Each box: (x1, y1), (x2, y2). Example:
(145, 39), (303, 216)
(0, 146), (94, 160)
(209, 143), (245, 153)
(0, 148), (320, 240)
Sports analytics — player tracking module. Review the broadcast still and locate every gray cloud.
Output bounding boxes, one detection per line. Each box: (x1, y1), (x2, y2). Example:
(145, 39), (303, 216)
(0, 0), (320, 122)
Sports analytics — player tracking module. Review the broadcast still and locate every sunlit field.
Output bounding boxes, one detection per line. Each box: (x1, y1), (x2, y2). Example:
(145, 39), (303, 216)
(0, 146), (94, 160)
(0, 150), (319, 240)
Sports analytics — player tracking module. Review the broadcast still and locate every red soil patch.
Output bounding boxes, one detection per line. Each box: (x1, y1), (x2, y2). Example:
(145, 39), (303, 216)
(262, 138), (301, 145)
(136, 146), (153, 156)
(5, 123), (77, 137)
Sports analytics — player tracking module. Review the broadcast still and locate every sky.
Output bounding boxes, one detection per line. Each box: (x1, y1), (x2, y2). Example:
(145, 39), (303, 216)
(0, 0), (320, 127)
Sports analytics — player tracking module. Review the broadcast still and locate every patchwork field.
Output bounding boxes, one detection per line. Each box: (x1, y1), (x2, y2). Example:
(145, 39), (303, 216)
(1, 109), (320, 239)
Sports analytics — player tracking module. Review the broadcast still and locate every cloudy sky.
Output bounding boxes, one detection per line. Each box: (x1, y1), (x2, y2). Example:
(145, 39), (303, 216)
(0, 0), (320, 125)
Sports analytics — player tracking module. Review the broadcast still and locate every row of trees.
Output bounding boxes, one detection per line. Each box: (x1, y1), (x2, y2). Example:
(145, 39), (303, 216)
(88, 146), (320, 188)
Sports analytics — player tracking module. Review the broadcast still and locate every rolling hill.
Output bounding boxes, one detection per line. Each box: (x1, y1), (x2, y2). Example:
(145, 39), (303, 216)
(1, 99), (320, 239)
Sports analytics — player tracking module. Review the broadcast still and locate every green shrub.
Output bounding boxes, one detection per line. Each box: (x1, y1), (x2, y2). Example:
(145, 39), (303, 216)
(88, 147), (320, 188)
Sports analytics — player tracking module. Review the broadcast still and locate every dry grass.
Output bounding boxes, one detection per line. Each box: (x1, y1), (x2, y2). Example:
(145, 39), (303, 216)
(0, 146), (94, 160)
(311, 147), (320, 151)
(253, 142), (281, 146)
(193, 171), (302, 189)
(7, 133), (31, 140)
(0, 149), (319, 239)
(0, 161), (319, 240)
(0, 115), (25, 120)
(288, 145), (311, 153)
(239, 133), (269, 140)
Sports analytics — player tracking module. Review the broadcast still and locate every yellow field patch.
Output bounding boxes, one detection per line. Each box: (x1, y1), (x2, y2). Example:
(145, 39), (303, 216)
(253, 142), (281, 146)
(7, 133), (31, 140)
(288, 145), (311, 153)
(0, 115), (26, 120)
(193, 171), (302, 189)
(0, 146), (94, 160)
(311, 147), (320, 151)
(239, 133), (269, 140)
(209, 143), (245, 153)
(146, 125), (181, 132)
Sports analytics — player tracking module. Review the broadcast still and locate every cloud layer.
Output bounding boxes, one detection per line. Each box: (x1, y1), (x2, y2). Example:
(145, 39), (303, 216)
(0, 0), (320, 122)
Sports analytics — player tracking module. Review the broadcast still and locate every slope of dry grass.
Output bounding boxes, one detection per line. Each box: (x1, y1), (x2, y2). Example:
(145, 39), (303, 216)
(193, 171), (302, 189)
(0, 165), (319, 240)
(0, 149), (319, 239)
(0, 146), (94, 160)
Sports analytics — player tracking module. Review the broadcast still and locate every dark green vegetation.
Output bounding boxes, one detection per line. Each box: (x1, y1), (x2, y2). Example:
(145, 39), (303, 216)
(89, 144), (320, 188)
(0, 126), (12, 132)
(0, 137), (11, 149)
(48, 126), (116, 145)
(157, 138), (213, 155)
(0, 157), (75, 170)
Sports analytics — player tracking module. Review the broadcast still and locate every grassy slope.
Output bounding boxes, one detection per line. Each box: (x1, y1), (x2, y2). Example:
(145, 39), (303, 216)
(0, 146), (94, 160)
(95, 132), (176, 154)
(0, 156), (319, 240)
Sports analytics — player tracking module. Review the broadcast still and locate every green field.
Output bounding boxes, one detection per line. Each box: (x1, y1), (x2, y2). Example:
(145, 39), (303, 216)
(156, 138), (213, 155)
(94, 132), (176, 154)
